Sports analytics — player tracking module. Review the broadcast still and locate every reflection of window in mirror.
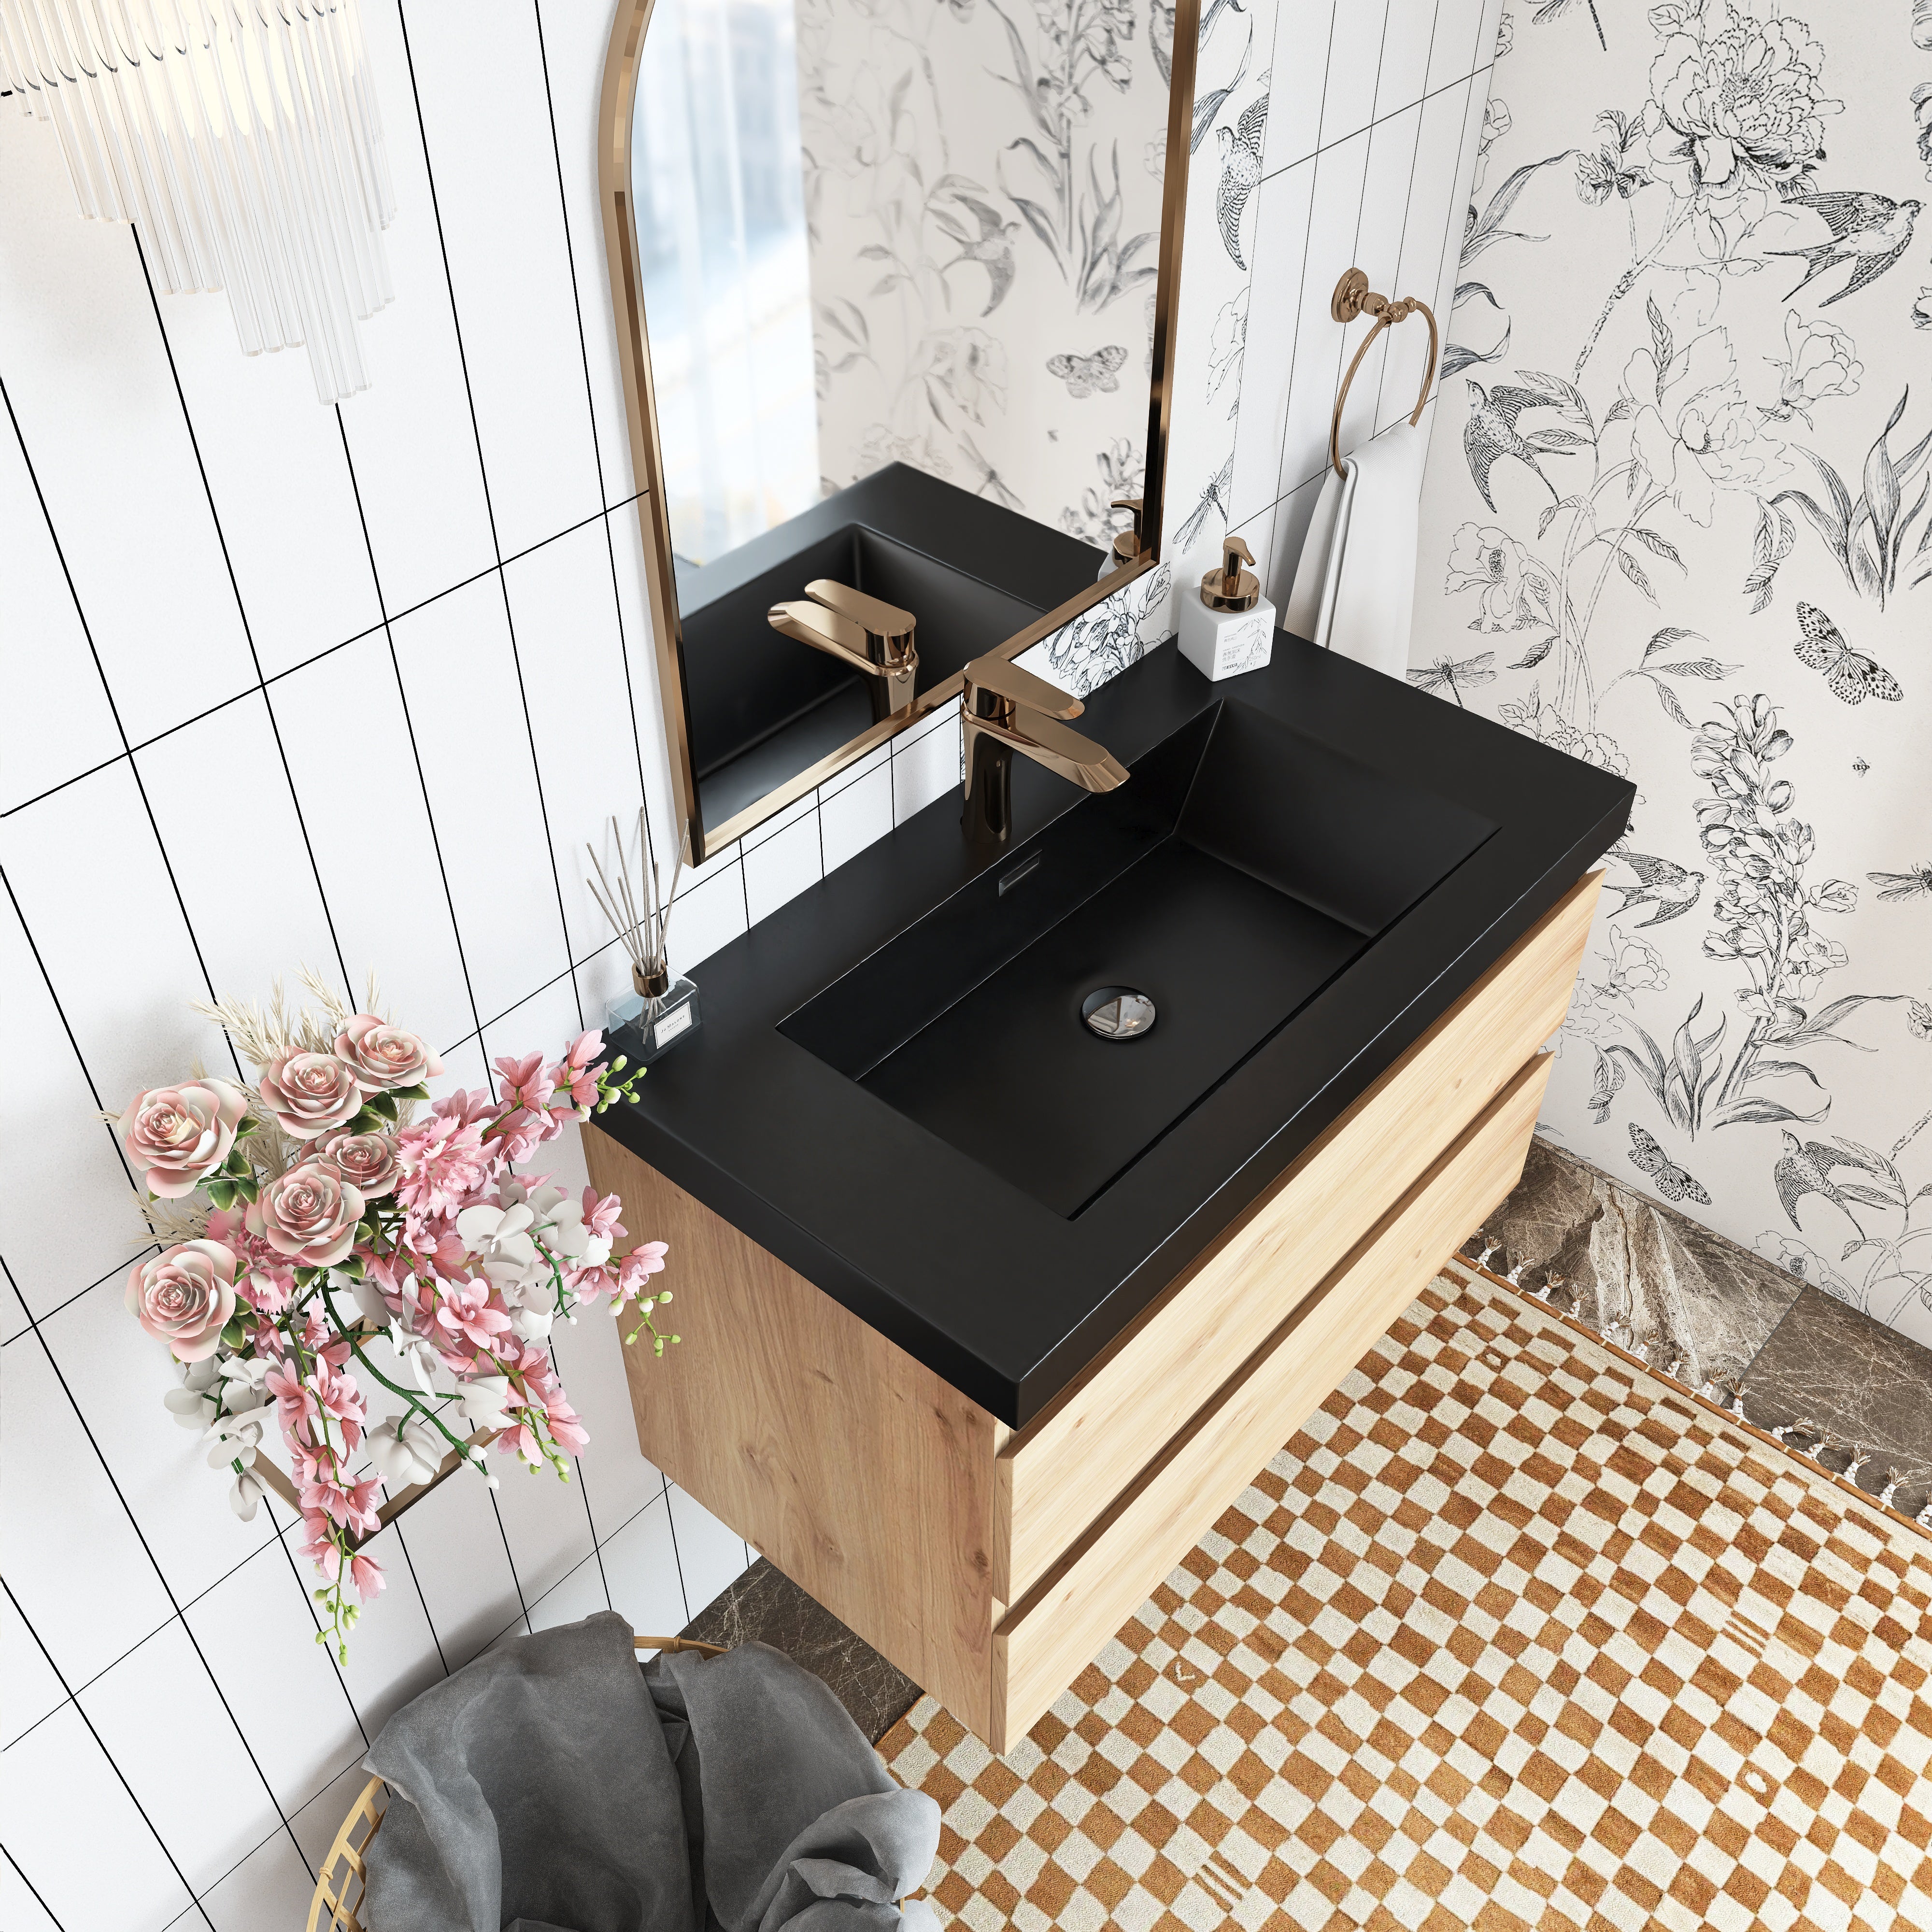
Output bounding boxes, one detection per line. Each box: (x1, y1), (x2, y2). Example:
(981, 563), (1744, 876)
(632, 0), (817, 574)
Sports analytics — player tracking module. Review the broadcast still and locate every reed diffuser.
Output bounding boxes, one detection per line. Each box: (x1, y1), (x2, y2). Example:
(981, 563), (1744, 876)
(587, 811), (700, 1065)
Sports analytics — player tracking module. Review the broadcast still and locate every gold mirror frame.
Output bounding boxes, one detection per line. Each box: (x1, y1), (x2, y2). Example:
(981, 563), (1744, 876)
(597, 0), (1201, 864)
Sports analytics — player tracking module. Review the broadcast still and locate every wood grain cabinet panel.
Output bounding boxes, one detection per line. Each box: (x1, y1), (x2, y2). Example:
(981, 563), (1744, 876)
(584, 871), (1599, 1750)
(995, 868), (1601, 1604)
(990, 1050), (1554, 1747)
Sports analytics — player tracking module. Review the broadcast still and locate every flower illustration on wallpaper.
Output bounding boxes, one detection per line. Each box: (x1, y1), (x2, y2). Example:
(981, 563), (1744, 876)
(1760, 313), (1861, 425)
(981, 0), (1156, 310)
(1601, 696), (1909, 1139)
(118, 975), (673, 1661)
(1444, 523), (1556, 634)
(1059, 435), (1143, 543)
(1206, 288), (1247, 417)
(1475, 98), (1513, 193)
(1623, 302), (1776, 525)
(1575, 108), (1649, 205)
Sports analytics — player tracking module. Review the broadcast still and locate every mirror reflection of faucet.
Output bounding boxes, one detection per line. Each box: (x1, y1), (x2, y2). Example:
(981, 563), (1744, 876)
(960, 654), (1129, 849)
(768, 580), (920, 723)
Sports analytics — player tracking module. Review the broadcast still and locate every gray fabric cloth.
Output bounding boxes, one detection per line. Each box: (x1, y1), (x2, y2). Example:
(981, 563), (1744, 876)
(362, 1612), (938, 1932)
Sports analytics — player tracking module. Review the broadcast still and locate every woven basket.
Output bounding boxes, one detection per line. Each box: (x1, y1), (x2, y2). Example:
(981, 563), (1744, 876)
(305, 1634), (728, 1932)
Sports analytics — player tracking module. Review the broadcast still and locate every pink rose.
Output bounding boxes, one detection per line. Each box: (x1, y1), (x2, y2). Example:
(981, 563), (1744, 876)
(126, 1240), (238, 1361)
(246, 1162), (366, 1267)
(335, 1014), (442, 1093)
(258, 1051), (364, 1141)
(118, 1080), (249, 1198)
(319, 1130), (399, 1200)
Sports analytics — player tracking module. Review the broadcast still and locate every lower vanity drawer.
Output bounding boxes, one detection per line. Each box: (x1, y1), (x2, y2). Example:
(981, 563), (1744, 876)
(989, 1047), (1553, 1751)
(994, 871), (1599, 1606)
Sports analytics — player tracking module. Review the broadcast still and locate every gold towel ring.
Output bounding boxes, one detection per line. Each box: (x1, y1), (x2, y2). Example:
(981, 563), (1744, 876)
(1328, 267), (1439, 479)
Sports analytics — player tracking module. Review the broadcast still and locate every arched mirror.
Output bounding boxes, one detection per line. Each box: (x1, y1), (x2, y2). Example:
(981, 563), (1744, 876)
(600, 0), (1200, 862)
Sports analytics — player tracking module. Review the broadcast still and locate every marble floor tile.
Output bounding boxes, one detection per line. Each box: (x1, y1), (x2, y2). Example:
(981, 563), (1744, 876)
(1463, 1136), (1804, 1392)
(1735, 1286), (1932, 1520)
(680, 1559), (919, 1745)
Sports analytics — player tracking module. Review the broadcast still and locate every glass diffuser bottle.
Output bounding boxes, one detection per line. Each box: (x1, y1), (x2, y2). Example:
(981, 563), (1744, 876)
(586, 810), (701, 1070)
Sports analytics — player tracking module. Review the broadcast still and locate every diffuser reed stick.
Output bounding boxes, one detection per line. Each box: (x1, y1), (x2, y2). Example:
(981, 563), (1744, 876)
(586, 811), (683, 1018)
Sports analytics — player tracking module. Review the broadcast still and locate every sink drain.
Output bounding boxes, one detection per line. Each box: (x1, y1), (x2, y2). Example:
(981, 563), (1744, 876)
(1081, 987), (1156, 1040)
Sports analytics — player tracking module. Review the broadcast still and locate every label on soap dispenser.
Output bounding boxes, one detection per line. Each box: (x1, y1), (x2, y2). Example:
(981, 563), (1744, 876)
(1221, 610), (1272, 674)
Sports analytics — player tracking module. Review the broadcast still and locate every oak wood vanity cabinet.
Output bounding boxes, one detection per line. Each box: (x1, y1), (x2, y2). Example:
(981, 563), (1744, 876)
(585, 868), (1600, 1751)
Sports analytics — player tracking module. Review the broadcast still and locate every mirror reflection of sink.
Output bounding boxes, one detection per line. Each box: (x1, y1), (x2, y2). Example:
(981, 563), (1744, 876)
(678, 466), (1095, 828)
(781, 699), (1497, 1217)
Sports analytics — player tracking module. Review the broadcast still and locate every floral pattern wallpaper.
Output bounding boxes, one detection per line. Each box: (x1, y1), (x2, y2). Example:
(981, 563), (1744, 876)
(796, 0), (1168, 543)
(1411, 0), (1932, 1342)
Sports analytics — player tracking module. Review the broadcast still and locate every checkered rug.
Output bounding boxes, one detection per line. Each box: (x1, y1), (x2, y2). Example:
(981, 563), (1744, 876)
(879, 1269), (1932, 1932)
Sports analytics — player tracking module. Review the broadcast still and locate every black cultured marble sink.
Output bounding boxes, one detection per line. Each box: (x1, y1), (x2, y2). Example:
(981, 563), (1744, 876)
(597, 635), (1633, 1426)
(782, 703), (1495, 1217)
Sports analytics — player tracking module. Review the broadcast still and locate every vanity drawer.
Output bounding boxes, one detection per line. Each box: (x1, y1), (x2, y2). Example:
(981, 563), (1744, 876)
(994, 870), (1599, 1605)
(990, 1048), (1554, 1750)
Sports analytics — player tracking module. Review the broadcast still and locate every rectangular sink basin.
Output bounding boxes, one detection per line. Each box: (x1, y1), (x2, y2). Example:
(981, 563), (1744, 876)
(781, 700), (1497, 1217)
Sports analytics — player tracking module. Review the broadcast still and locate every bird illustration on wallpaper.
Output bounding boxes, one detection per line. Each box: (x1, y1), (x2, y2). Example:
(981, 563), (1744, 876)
(798, 0), (1160, 539)
(1414, 0), (1932, 1336)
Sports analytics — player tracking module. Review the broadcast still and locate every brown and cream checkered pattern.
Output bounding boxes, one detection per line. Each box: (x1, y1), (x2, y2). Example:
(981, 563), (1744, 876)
(881, 1270), (1932, 1932)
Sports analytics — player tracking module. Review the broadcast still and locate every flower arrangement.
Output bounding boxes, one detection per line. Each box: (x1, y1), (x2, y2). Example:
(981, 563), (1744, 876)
(119, 973), (672, 1658)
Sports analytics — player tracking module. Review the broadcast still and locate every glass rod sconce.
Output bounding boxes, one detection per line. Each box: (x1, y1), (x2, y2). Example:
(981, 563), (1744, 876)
(0, 0), (397, 403)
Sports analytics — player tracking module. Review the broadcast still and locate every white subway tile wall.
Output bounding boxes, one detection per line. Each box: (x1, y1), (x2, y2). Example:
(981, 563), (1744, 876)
(0, 0), (1495, 1921)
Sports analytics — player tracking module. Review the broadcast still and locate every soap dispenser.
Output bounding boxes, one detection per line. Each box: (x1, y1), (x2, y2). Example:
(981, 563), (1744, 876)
(1178, 536), (1275, 680)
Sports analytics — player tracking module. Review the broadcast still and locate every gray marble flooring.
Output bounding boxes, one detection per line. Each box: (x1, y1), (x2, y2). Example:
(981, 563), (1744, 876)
(1465, 1136), (1932, 1523)
(680, 1557), (919, 1744)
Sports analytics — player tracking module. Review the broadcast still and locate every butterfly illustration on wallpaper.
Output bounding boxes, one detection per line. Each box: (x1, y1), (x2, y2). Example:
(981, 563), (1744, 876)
(1046, 346), (1129, 398)
(1793, 602), (1904, 704)
(1627, 1123), (1710, 1206)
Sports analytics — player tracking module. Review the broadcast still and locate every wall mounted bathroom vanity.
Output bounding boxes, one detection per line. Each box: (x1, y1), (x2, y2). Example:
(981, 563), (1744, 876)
(586, 638), (1630, 1748)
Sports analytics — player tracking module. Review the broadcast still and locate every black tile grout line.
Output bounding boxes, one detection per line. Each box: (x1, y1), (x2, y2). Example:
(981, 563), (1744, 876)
(1, 1842), (64, 1931)
(661, 1479), (696, 1631)
(526, 0), (666, 928)
(0, 1579), (217, 1932)
(3, 1240), (159, 1349)
(1363, 7), (1438, 438)
(0, 389), (242, 1099)
(128, 228), (356, 1006)
(0, 492), (648, 826)
(394, 0), (586, 1039)
(1, 1256), (304, 1890)
(1258, 50), (1495, 199)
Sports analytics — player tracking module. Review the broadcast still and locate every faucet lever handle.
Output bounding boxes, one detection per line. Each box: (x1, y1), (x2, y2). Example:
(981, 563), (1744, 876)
(804, 580), (916, 650)
(962, 653), (1083, 720)
(767, 599), (875, 673)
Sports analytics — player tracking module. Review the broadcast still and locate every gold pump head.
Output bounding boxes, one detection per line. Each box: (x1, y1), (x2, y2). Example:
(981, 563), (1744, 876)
(1108, 496), (1144, 568)
(1200, 535), (1259, 612)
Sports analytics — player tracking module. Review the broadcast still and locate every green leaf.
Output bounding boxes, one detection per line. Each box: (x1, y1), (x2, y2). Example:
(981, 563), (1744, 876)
(365, 1091), (399, 1122)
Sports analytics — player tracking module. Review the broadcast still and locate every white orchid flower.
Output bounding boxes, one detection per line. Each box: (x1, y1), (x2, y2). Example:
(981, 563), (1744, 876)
(507, 1298), (556, 1343)
(542, 1196), (612, 1270)
(230, 1469), (266, 1520)
(368, 1414), (444, 1489)
(164, 1384), (218, 1430)
(348, 1275), (393, 1332)
(456, 1201), (544, 1295)
(499, 1178), (567, 1219)
(388, 1319), (446, 1399)
(217, 1355), (273, 1411)
(456, 1374), (517, 1430)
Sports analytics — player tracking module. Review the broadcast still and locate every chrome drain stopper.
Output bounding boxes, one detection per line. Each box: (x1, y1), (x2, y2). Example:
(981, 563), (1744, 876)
(1082, 987), (1156, 1040)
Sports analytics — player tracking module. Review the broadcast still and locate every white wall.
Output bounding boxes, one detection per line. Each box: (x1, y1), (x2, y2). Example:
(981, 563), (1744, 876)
(0, 0), (1497, 1925)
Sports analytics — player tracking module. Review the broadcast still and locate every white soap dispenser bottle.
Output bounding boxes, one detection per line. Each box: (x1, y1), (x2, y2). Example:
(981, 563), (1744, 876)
(1177, 536), (1275, 681)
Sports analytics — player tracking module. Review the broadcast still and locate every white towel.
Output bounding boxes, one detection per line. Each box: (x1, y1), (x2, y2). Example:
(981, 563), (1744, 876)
(1283, 420), (1425, 680)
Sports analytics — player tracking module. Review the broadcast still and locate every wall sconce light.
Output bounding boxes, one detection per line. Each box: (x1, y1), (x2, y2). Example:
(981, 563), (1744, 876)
(0, 0), (396, 403)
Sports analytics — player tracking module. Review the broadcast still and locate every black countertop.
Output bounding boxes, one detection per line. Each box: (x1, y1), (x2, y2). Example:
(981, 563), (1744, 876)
(597, 637), (1632, 1427)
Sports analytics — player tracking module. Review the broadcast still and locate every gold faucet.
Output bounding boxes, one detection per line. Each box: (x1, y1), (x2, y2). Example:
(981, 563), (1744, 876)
(960, 653), (1128, 847)
(768, 581), (918, 722)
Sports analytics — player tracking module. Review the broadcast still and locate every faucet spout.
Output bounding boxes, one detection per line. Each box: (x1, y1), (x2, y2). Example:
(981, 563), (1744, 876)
(959, 654), (1128, 846)
(769, 580), (918, 722)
